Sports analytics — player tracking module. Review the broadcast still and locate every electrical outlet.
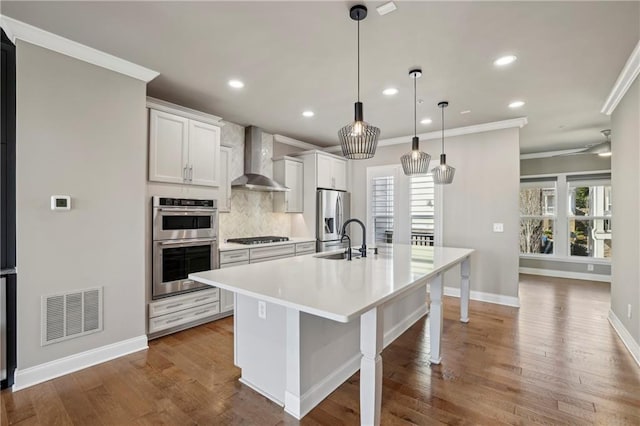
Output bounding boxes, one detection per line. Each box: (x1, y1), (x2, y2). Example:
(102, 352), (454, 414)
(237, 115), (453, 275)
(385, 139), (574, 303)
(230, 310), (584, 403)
(628, 304), (632, 319)
(493, 223), (504, 233)
(587, 264), (594, 272)
(258, 301), (267, 319)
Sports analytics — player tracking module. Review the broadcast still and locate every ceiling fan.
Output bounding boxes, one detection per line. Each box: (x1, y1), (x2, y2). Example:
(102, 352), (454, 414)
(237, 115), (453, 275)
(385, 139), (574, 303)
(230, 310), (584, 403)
(556, 129), (611, 157)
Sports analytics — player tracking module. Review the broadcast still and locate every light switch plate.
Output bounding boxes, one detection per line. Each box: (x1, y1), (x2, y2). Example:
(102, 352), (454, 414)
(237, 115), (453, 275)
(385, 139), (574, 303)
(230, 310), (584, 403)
(493, 223), (504, 233)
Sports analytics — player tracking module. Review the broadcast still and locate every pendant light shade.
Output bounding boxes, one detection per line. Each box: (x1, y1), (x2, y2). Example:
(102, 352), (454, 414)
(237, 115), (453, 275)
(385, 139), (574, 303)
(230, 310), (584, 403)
(401, 68), (431, 175)
(338, 5), (380, 160)
(432, 101), (455, 185)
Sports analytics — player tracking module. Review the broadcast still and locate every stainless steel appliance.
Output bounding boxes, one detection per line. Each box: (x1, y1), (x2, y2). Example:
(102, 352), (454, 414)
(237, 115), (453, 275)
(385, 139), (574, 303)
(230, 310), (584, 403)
(152, 197), (219, 299)
(316, 189), (351, 252)
(227, 236), (289, 245)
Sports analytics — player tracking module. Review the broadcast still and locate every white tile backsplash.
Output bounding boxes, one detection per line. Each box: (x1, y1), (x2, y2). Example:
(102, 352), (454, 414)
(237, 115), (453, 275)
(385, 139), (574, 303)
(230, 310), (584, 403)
(219, 126), (289, 241)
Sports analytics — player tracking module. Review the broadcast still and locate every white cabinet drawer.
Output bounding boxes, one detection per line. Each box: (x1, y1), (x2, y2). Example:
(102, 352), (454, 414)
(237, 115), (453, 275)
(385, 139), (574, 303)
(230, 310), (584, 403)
(149, 302), (219, 333)
(295, 241), (315, 255)
(250, 244), (295, 260)
(220, 260), (249, 268)
(250, 253), (294, 263)
(149, 288), (219, 318)
(220, 249), (250, 264)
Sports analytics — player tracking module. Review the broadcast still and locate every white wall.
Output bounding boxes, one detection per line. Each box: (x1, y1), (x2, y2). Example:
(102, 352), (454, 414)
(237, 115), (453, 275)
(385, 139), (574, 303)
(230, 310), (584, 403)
(350, 127), (520, 300)
(16, 41), (147, 368)
(610, 76), (640, 346)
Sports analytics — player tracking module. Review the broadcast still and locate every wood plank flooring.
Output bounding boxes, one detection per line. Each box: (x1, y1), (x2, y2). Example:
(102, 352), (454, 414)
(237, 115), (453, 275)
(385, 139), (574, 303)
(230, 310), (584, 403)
(2, 274), (639, 425)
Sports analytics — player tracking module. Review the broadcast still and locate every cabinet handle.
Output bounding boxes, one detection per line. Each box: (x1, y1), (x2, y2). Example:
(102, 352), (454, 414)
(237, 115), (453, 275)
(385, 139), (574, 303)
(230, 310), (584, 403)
(189, 165), (193, 182)
(194, 309), (210, 316)
(183, 166), (187, 182)
(228, 253), (244, 258)
(194, 296), (211, 303)
(165, 303), (183, 309)
(166, 317), (184, 324)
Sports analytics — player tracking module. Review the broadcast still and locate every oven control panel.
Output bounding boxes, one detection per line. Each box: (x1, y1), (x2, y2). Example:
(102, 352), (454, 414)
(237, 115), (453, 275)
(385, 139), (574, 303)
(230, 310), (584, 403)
(156, 197), (216, 208)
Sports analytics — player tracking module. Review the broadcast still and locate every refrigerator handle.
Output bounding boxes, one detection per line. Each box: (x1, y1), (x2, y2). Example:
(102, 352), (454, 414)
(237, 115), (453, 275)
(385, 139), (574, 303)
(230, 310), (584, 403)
(336, 193), (343, 237)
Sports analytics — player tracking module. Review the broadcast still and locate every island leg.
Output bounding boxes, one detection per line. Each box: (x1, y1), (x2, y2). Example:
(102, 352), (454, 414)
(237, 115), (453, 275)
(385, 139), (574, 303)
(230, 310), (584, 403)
(360, 306), (383, 426)
(429, 272), (443, 365)
(460, 256), (471, 323)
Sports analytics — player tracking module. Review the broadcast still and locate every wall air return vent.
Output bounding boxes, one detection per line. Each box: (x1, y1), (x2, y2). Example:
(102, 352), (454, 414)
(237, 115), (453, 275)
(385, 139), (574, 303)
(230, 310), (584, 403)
(41, 287), (103, 346)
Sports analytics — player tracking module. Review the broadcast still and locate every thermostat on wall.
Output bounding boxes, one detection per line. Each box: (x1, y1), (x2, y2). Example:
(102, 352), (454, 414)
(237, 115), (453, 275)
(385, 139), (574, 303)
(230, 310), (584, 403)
(51, 195), (71, 211)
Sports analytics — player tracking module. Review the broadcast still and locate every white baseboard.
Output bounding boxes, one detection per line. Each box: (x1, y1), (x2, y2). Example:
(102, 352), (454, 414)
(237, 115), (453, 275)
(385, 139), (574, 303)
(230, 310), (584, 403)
(13, 335), (148, 391)
(428, 285), (520, 308)
(286, 354), (361, 420)
(383, 304), (428, 348)
(608, 310), (640, 368)
(519, 267), (611, 283)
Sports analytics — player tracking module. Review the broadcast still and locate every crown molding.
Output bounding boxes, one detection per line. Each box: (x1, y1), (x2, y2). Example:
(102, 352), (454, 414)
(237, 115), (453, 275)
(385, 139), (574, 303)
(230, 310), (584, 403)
(146, 97), (224, 125)
(602, 39), (640, 115)
(0, 15), (159, 83)
(273, 134), (323, 150)
(325, 117), (527, 153)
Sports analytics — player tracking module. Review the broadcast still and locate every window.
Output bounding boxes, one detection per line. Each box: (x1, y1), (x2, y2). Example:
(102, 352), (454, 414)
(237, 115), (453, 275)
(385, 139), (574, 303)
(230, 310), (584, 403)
(519, 179), (557, 255)
(371, 176), (394, 245)
(567, 174), (612, 258)
(520, 172), (612, 261)
(410, 174), (435, 246)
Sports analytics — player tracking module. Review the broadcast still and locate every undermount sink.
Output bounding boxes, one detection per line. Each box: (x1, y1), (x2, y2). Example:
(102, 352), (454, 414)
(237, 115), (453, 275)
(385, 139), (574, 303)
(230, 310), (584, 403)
(314, 252), (360, 260)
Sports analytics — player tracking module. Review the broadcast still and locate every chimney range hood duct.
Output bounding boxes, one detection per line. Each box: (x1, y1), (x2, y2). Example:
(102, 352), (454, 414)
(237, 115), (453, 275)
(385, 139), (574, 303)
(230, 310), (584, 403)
(231, 126), (289, 192)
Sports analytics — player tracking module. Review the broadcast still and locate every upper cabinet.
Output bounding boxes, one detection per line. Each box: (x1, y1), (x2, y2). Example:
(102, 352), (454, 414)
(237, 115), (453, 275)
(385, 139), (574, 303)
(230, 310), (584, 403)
(147, 97), (223, 187)
(219, 146), (232, 212)
(273, 157), (304, 213)
(316, 153), (347, 191)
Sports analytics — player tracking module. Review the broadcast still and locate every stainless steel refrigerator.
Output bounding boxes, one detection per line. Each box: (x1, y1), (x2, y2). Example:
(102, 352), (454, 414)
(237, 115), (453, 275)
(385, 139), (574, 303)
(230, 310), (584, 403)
(316, 189), (350, 252)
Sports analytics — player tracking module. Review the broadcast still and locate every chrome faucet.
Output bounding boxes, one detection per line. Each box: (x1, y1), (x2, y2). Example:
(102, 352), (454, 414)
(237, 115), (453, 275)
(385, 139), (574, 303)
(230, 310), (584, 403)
(341, 218), (367, 258)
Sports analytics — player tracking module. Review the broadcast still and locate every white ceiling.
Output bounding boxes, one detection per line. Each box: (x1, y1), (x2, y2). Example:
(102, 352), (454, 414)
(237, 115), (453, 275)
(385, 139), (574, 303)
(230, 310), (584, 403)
(3, 1), (638, 153)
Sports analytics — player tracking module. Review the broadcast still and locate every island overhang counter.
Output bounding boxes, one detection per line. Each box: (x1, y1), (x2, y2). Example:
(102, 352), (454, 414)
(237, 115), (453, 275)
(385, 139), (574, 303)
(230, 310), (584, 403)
(190, 244), (473, 425)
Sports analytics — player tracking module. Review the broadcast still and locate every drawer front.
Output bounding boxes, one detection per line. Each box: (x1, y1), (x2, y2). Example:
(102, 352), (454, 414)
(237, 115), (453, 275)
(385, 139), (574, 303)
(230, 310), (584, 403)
(220, 249), (250, 264)
(220, 260), (249, 269)
(149, 288), (219, 318)
(250, 244), (295, 260)
(149, 302), (220, 333)
(250, 253), (294, 264)
(295, 241), (315, 254)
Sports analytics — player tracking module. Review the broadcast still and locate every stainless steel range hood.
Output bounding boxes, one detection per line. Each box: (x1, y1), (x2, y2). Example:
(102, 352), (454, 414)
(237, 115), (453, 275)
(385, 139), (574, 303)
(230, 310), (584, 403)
(231, 126), (289, 192)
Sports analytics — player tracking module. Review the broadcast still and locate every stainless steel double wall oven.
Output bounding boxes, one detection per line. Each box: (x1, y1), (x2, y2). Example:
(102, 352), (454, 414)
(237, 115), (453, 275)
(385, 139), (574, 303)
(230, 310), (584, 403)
(152, 197), (219, 299)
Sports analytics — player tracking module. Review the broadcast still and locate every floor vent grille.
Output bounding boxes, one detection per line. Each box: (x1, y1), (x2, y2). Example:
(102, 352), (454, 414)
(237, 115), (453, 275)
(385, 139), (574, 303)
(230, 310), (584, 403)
(41, 287), (103, 346)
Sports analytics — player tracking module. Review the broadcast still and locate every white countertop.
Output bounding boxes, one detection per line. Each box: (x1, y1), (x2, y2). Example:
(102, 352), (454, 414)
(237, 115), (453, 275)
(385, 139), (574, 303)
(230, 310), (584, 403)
(219, 237), (315, 252)
(191, 245), (473, 323)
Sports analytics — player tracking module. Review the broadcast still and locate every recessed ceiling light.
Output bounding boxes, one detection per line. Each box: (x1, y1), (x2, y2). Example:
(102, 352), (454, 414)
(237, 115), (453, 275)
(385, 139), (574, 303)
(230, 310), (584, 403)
(420, 118), (432, 125)
(383, 88), (399, 96)
(302, 111), (315, 117)
(494, 55), (517, 66)
(460, 110), (471, 115)
(509, 100), (525, 108)
(228, 79), (244, 89)
(376, 2), (397, 16)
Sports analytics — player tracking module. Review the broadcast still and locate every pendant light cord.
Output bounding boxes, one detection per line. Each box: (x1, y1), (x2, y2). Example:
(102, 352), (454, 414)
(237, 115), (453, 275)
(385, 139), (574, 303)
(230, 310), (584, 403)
(441, 105), (445, 152)
(413, 75), (417, 137)
(357, 18), (360, 103)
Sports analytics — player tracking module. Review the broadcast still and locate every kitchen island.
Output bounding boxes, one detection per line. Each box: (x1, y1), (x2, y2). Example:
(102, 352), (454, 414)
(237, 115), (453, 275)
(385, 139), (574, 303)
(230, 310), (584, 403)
(190, 244), (473, 425)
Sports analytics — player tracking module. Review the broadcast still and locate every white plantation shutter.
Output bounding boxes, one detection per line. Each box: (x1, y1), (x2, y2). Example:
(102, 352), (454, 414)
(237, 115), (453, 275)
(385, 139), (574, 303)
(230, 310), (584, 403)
(371, 176), (394, 244)
(410, 174), (435, 246)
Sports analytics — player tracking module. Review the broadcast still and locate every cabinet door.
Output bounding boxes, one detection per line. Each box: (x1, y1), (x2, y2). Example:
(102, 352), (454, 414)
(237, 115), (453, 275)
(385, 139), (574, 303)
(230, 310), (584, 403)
(317, 154), (334, 189)
(332, 158), (347, 191)
(285, 160), (304, 212)
(149, 110), (189, 184)
(219, 146), (232, 212)
(188, 120), (220, 187)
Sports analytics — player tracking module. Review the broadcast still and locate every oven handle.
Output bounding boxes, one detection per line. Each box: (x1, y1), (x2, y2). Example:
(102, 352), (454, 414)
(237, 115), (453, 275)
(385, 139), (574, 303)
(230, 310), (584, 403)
(156, 207), (216, 213)
(157, 238), (217, 246)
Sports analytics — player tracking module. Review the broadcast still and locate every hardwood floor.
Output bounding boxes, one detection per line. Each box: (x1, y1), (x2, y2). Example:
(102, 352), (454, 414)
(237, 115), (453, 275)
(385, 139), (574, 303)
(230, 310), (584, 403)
(2, 274), (639, 425)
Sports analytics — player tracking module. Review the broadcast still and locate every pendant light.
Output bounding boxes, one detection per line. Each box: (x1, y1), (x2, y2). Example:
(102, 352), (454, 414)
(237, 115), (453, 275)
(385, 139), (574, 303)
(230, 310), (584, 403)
(432, 101), (455, 184)
(401, 69), (431, 175)
(338, 5), (380, 160)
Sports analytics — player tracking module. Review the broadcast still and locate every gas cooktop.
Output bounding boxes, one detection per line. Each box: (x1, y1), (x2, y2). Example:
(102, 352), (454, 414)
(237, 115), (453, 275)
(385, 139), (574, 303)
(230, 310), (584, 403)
(226, 236), (290, 245)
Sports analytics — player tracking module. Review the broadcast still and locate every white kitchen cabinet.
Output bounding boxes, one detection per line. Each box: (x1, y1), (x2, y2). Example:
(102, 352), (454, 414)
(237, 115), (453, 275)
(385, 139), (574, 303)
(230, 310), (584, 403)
(273, 157), (304, 213)
(219, 146), (232, 212)
(219, 260), (249, 313)
(317, 153), (347, 191)
(147, 98), (222, 187)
